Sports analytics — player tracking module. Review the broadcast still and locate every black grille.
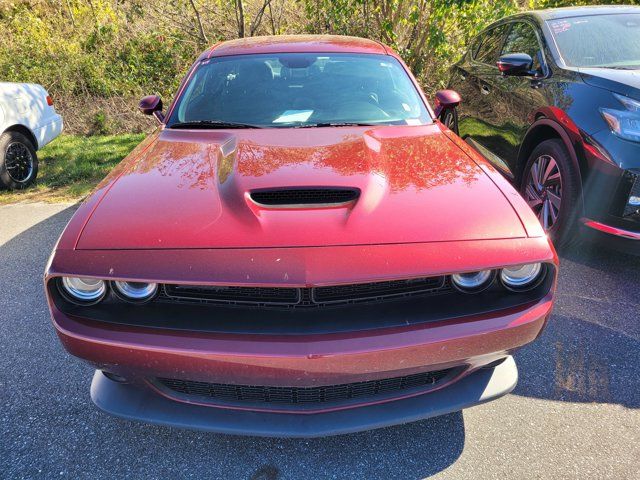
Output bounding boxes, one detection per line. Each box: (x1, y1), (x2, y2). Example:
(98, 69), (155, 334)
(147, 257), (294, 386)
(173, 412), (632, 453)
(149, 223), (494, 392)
(250, 188), (359, 206)
(157, 369), (453, 406)
(313, 277), (444, 303)
(164, 284), (300, 305)
(161, 276), (449, 308)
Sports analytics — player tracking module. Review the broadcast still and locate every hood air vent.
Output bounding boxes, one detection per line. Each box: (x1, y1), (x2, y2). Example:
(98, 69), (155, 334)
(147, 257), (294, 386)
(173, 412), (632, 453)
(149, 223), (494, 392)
(249, 188), (359, 207)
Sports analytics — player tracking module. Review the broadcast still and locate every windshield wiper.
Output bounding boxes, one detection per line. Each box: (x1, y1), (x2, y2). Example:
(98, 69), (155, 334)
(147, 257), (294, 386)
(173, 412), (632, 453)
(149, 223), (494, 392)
(292, 122), (382, 128)
(169, 120), (263, 129)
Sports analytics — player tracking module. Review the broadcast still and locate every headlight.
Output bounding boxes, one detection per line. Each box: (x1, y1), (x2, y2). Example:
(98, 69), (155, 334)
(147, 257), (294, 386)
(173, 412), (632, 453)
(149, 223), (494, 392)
(60, 277), (107, 304)
(600, 93), (640, 142)
(451, 270), (494, 293)
(113, 281), (158, 303)
(500, 263), (543, 291)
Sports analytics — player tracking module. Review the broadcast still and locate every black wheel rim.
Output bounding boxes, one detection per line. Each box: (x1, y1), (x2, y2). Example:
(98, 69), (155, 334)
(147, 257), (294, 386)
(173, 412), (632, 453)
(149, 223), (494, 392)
(524, 154), (562, 231)
(5, 142), (34, 183)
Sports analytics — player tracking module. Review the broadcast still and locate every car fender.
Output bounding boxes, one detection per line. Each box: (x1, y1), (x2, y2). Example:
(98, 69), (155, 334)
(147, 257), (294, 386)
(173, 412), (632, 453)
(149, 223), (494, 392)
(1, 123), (39, 149)
(518, 110), (586, 214)
(518, 109), (586, 180)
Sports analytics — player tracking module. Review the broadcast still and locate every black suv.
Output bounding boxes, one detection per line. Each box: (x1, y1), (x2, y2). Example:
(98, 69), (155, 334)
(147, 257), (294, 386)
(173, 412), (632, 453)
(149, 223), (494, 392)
(447, 6), (640, 252)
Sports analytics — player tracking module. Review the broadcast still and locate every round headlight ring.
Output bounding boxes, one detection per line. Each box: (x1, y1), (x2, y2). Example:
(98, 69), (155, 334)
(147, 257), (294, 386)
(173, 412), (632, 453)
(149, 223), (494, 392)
(451, 269), (495, 293)
(500, 263), (545, 291)
(59, 276), (107, 305)
(112, 281), (158, 303)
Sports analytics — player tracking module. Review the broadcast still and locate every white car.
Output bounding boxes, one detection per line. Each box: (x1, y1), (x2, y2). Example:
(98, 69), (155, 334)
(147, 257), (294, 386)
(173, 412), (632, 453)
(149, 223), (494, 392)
(0, 82), (63, 189)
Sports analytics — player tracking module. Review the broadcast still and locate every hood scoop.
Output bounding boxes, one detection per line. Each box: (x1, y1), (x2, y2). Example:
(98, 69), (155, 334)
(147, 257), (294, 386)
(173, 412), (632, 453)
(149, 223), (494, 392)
(249, 187), (360, 208)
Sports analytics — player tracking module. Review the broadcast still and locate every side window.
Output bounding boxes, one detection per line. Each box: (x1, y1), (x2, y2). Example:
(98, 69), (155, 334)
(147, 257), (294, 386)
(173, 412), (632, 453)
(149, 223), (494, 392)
(475, 25), (509, 65)
(502, 22), (543, 70)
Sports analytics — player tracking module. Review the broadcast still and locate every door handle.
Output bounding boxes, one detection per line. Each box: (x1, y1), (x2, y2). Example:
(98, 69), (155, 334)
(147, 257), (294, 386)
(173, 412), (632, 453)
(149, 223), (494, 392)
(481, 84), (490, 95)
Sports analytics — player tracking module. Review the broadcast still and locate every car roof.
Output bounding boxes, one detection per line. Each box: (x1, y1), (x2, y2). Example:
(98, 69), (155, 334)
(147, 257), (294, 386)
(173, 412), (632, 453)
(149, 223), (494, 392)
(477, 6), (640, 35)
(519, 5), (640, 21)
(198, 35), (388, 60)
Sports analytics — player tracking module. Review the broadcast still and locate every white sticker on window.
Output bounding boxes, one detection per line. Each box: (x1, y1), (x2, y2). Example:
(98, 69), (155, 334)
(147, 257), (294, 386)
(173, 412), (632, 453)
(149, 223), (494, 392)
(273, 110), (314, 123)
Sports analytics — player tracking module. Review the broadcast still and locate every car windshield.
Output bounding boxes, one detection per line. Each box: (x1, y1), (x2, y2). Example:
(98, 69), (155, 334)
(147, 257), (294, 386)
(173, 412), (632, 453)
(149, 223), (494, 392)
(166, 53), (431, 128)
(548, 14), (640, 68)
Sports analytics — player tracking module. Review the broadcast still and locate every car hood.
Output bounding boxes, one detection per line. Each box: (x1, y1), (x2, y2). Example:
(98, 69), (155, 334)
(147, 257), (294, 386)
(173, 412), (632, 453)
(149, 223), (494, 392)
(76, 124), (527, 250)
(578, 67), (640, 98)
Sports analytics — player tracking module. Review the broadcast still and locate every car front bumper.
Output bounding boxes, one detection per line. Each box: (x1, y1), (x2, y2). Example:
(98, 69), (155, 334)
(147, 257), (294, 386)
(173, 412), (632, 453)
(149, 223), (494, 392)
(50, 290), (552, 436)
(46, 238), (556, 436)
(51, 291), (551, 387)
(90, 356), (518, 438)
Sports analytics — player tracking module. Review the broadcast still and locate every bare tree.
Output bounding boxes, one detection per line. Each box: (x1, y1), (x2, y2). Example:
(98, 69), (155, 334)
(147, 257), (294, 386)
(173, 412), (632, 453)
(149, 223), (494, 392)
(235, 0), (246, 37)
(250, 0), (273, 36)
(188, 0), (209, 44)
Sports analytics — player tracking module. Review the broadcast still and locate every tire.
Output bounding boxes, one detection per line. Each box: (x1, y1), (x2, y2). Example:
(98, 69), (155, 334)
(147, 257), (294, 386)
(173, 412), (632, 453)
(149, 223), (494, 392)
(440, 107), (458, 135)
(0, 131), (38, 190)
(520, 139), (581, 250)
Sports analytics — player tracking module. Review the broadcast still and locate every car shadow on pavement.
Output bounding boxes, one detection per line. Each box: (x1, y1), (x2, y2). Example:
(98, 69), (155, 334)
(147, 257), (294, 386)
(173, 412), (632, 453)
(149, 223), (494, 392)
(513, 242), (640, 408)
(513, 312), (640, 408)
(115, 412), (466, 480)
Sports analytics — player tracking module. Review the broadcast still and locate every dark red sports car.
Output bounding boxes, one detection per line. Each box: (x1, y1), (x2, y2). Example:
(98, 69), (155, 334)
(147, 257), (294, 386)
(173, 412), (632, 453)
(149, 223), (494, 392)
(45, 35), (557, 437)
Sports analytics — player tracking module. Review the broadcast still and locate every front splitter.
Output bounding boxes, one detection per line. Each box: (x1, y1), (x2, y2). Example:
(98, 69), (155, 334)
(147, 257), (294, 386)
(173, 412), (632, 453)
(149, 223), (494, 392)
(90, 356), (518, 438)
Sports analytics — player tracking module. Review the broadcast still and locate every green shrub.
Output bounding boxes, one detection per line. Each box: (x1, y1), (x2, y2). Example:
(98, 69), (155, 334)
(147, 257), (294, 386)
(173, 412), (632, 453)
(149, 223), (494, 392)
(1, 0), (637, 134)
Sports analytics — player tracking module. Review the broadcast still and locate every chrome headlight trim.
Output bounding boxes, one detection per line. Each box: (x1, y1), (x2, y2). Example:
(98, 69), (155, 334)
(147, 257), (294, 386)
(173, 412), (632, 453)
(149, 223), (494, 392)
(112, 281), (158, 303)
(451, 270), (495, 293)
(500, 263), (545, 291)
(59, 276), (107, 305)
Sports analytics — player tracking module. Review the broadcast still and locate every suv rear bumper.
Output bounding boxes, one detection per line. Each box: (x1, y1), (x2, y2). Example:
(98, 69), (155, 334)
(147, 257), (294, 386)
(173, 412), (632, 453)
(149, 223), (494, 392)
(91, 356), (518, 437)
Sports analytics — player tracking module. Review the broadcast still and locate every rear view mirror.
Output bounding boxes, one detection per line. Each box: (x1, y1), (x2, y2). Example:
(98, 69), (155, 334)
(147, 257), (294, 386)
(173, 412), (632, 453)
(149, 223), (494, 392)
(497, 53), (534, 77)
(434, 90), (461, 133)
(139, 95), (164, 123)
(434, 89), (461, 117)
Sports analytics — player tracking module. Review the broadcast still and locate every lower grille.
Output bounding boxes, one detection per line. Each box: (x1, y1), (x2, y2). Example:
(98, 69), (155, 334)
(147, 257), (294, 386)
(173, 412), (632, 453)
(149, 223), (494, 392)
(624, 170), (640, 218)
(612, 169), (640, 219)
(161, 276), (449, 308)
(157, 369), (454, 406)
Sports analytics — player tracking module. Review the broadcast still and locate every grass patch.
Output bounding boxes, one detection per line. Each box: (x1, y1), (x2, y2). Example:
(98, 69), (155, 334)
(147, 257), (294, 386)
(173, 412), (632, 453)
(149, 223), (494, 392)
(458, 117), (521, 148)
(0, 133), (145, 204)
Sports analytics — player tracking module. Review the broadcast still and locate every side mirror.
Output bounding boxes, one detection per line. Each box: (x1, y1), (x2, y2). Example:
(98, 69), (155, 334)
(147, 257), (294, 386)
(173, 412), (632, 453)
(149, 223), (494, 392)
(434, 89), (461, 118)
(497, 53), (534, 77)
(139, 95), (164, 123)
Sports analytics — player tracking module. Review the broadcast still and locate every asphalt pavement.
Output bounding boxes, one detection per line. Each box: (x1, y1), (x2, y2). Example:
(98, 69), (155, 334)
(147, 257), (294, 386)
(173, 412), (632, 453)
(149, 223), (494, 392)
(1, 202), (638, 479)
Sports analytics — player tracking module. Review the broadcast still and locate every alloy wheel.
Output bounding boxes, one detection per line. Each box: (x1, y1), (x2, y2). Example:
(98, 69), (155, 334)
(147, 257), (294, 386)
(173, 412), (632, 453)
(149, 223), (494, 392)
(5, 142), (34, 183)
(524, 154), (562, 231)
